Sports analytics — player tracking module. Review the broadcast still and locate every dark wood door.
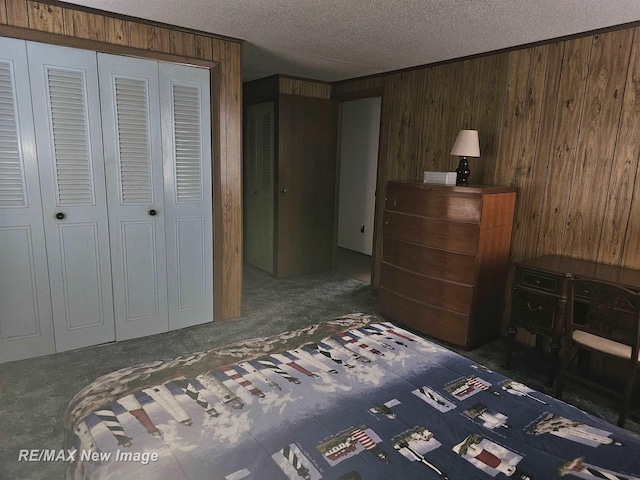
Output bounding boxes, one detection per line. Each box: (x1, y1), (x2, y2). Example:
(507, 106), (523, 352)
(276, 94), (338, 277)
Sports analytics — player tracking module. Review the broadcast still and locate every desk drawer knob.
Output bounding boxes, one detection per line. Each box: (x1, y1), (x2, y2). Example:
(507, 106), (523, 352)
(526, 302), (543, 312)
(535, 279), (541, 285)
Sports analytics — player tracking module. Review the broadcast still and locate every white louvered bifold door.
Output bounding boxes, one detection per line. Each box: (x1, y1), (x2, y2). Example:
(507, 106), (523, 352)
(98, 53), (168, 341)
(244, 101), (274, 273)
(27, 43), (115, 352)
(0, 37), (55, 363)
(159, 62), (213, 330)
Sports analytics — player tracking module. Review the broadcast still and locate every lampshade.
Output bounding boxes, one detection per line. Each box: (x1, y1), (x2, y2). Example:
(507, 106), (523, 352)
(450, 130), (480, 158)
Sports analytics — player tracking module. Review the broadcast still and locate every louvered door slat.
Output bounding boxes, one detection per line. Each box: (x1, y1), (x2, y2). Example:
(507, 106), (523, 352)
(114, 76), (153, 204)
(45, 67), (95, 206)
(0, 60), (26, 207)
(172, 84), (203, 204)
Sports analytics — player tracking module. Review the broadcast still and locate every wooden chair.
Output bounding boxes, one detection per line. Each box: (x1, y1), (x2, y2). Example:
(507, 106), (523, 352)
(555, 278), (640, 427)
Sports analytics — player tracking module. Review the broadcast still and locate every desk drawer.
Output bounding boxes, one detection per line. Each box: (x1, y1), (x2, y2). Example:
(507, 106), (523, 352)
(511, 288), (558, 331)
(518, 269), (561, 294)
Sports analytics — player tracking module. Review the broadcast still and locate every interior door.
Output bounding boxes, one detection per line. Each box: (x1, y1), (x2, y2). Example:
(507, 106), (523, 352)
(27, 42), (115, 352)
(276, 95), (338, 277)
(98, 53), (169, 341)
(0, 37), (55, 363)
(159, 62), (213, 330)
(244, 101), (275, 273)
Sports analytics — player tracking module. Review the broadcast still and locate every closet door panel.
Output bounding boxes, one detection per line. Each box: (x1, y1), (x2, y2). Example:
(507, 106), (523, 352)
(160, 62), (213, 330)
(0, 38), (55, 362)
(244, 102), (275, 273)
(98, 53), (168, 340)
(27, 42), (115, 352)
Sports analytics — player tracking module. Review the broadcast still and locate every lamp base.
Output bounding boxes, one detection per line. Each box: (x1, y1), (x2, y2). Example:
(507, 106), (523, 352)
(456, 157), (471, 186)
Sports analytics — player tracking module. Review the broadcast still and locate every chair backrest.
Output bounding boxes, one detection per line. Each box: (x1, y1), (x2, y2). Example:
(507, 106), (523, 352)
(569, 278), (640, 350)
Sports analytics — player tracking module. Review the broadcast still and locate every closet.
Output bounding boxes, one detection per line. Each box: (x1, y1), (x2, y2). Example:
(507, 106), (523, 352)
(0, 37), (213, 363)
(243, 76), (337, 277)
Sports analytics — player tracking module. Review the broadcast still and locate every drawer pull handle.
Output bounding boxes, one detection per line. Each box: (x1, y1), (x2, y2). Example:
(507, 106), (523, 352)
(526, 302), (542, 311)
(535, 279), (541, 285)
(384, 217), (389, 225)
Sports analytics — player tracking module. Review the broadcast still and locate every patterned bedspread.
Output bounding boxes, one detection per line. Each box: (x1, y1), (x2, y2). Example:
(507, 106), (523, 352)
(63, 313), (640, 479)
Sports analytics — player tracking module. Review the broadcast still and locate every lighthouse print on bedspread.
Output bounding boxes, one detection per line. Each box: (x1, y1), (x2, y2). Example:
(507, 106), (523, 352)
(63, 313), (640, 479)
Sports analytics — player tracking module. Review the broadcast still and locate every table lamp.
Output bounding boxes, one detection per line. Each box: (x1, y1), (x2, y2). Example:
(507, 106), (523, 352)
(451, 129), (480, 186)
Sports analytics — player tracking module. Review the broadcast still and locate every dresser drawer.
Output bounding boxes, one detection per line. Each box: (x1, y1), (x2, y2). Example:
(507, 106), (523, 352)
(511, 288), (559, 332)
(382, 237), (476, 284)
(380, 263), (473, 315)
(383, 212), (479, 254)
(385, 183), (482, 223)
(379, 288), (470, 348)
(518, 269), (561, 294)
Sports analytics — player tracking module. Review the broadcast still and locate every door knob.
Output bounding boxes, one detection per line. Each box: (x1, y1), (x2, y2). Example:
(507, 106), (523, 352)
(149, 209), (157, 216)
(281, 187), (288, 194)
(55, 212), (65, 220)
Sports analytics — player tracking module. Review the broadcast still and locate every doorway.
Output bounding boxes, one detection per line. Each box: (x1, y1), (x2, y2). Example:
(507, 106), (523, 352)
(335, 97), (381, 284)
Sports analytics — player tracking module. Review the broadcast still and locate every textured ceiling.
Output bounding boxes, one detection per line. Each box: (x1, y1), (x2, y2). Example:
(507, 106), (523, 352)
(64, 0), (640, 82)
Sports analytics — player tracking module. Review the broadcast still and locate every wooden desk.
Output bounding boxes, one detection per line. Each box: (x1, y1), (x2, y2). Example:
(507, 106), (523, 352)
(504, 254), (640, 384)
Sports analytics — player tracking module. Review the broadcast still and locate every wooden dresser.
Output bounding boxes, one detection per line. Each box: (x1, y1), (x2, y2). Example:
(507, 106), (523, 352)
(379, 181), (516, 349)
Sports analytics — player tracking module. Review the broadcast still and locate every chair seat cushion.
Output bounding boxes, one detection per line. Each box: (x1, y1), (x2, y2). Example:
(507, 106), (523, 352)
(573, 330), (639, 360)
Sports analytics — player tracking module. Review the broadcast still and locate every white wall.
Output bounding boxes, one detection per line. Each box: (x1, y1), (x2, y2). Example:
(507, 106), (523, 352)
(337, 97), (381, 255)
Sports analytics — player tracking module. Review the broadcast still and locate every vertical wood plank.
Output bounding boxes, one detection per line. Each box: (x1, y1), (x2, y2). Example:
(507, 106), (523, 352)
(457, 58), (477, 129)
(195, 34), (213, 61)
(563, 29), (632, 261)
(470, 55), (499, 184)
(128, 22), (155, 50)
(63, 9), (105, 41)
(510, 45), (549, 262)
(105, 17), (128, 46)
(535, 36), (591, 257)
(214, 39), (243, 318)
(453, 59), (478, 172)
(417, 66), (441, 174)
(494, 48), (531, 187)
(521, 41), (565, 260)
(481, 53), (509, 186)
(0, 0), (7, 24)
(385, 71), (425, 181)
(433, 62), (463, 174)
(606, 28), (640, 267)
(6, 0), (28, 27)
(154, 27), (171, 53)
(27, 1), (62, 34)
(170, 30), (195, 57)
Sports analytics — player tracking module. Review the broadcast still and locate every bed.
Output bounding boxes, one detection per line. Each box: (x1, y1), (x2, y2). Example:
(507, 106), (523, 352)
(63, 313), (640, 479)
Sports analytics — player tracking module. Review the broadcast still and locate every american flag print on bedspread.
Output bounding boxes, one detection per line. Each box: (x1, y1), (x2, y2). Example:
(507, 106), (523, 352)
(63, 313), (640, 479)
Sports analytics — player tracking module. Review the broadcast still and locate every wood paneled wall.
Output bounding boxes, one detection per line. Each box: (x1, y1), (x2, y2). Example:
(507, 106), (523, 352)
(279, 76), (331, 99)
(0, 0), (243, 319)
(333, 26), (640, 277)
